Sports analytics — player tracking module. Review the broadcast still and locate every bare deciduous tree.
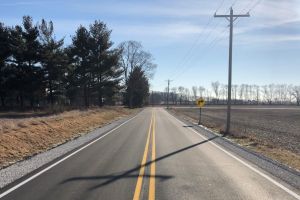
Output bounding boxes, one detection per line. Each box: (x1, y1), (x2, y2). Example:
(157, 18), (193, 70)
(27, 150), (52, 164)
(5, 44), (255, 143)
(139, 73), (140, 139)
(292, 86), (300, 106)
(171, 87), (177, 104)
(198, 86), (205, 98)
(178, 86), (185, 105)
(211, 81), (220, 100)
(118, 40), (157, 83)
(192, 86), (198, 101)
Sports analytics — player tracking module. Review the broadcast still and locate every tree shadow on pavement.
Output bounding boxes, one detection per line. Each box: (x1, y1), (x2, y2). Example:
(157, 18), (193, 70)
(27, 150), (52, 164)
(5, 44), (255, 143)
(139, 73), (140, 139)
(60, 135), (219, 190)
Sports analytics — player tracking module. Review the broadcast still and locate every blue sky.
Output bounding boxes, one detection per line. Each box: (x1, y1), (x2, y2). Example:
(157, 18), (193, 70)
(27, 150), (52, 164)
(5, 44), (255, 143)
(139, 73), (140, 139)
(0, 0), (299, 91)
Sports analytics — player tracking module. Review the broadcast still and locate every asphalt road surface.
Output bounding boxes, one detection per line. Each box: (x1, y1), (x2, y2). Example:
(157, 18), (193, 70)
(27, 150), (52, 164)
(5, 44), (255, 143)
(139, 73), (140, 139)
(1, 108), (299, 200)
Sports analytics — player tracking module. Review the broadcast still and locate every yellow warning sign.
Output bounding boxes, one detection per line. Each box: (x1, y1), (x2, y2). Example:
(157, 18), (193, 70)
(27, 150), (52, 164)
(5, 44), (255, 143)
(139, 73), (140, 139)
(196, 98), (205, 108)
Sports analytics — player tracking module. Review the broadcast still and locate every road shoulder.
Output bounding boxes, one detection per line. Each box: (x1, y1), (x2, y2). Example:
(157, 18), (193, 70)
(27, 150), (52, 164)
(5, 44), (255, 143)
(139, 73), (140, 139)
(166, 108), (300, 191)
(0, 110), (142, 190)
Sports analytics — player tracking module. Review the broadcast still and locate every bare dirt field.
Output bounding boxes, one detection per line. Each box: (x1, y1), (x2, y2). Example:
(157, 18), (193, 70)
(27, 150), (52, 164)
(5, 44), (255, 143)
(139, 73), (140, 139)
(171, 105), (300, 171)
(0, 107), (139, 169)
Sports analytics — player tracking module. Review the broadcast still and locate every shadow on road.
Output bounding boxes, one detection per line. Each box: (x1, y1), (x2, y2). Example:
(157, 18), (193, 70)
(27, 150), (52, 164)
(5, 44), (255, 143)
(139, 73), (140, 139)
(61, 135), (219, 190)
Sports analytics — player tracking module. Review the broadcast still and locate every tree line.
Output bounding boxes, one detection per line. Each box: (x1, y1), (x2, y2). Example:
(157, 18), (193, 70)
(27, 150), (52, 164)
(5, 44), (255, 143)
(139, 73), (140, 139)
(150, 82), (300, 106)
(0, 16), (156, 109)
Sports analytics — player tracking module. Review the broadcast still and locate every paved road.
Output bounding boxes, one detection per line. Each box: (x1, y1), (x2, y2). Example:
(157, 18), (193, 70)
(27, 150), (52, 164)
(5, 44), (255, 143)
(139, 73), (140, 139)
(1, 108), (299, 200)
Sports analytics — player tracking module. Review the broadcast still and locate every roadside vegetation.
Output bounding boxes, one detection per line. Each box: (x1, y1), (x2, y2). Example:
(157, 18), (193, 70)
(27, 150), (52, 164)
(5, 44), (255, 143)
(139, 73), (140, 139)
(0, 107), (139, 169)
(0, 16), (155, 110)
(150, 82), (300, 106)
(0, 17), (154, 168)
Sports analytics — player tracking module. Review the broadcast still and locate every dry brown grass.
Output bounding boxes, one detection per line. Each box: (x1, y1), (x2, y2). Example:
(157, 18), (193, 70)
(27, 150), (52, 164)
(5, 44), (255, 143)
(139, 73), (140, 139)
(0, 107), (139, 168)
(230, 137), (300, 171)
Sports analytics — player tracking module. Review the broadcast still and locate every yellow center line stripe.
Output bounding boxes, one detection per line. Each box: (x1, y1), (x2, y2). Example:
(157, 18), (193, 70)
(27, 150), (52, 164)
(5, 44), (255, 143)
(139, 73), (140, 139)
(133, 111), (153, 200)
(149, 112), (156, 200)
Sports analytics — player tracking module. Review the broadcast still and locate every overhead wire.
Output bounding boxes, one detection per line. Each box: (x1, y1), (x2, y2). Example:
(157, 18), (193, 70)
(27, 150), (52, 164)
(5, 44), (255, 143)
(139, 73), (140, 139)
(170, 0), (238, 81)
(168, 0), (231, 80)
(234, 0), (263, 26)
(171, 26), (229, 81)
(154, 0), (255, 90)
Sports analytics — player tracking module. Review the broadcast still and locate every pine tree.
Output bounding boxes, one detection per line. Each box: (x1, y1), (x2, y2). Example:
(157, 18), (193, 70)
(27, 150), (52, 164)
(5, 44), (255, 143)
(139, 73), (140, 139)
(10, 16), (42, 107)
(125, 67), (149, 108)
(88, 20), (122, 106)
(39, 19), (67, 106)
(0, 23), (11, 107)
(69, 26), (91, 107)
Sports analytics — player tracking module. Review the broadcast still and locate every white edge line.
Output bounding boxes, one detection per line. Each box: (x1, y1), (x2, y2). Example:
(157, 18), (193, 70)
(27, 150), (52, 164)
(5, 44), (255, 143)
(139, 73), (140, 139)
(167, 111), (300, 200)
(0, 113), (139, 199)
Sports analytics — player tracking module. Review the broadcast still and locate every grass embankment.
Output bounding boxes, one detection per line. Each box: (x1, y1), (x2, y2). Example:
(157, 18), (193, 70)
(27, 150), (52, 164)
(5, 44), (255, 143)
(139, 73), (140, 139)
(170, 107), (300, 171)
(0, 107), (139, 169)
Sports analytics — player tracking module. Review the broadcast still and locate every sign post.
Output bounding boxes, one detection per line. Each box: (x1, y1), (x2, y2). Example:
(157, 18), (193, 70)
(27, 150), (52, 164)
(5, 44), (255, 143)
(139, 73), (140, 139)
(196, 98), (205, 125)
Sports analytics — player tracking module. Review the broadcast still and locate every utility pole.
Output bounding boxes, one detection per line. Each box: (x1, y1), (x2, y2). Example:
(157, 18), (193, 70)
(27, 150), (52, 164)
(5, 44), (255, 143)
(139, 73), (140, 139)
(214, 7), (249, 135)
(151, 90), (154, 107)
(166, 79), (172, 109)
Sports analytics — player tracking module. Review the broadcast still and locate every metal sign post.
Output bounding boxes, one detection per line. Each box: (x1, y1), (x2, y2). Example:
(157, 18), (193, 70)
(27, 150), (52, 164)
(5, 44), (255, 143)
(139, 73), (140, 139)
(196, 97), (205, 125)
(198, 107), (202, 125)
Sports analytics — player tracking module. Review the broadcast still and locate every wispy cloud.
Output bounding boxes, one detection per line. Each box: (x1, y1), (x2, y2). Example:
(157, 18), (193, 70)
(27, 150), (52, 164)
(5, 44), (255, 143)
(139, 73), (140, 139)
(236, 34), (300, 46)
(0, 1), (44, 6)
(71, 0), (215, 18)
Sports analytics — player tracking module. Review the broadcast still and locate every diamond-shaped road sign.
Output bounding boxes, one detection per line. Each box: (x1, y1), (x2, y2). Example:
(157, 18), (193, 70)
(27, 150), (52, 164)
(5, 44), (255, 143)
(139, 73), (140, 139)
(196, 98), (205, 108)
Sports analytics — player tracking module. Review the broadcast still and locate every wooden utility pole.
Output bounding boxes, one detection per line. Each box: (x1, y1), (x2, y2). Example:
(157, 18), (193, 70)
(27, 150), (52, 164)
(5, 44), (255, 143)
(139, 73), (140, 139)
(214, 7), (249, 135)
(166, 79), (172, 109)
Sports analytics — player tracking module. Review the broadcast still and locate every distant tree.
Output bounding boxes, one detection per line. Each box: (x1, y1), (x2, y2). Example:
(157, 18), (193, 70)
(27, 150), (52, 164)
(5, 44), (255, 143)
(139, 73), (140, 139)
(171, 87), (177, 104)
(39, 19), (67, 106)
(239, 84), (245, 101)
(292, 86), (300, 106)
(125, 67), (149, 108)
(178, 86), (185, 105)
(198, 86), (205, 98)
(232, 84), (238, 103)
(220, 84), (228, 101)
(287, 84), (294, 104)
(262, 84), (275, 104)
(275, 84), (288, 104)
(254, 85), (260, 103)
(191, 86), (197, 101)
(211, 81), (220, 101)
(184, 88), (190, 103)
(119, 41), (156, 83)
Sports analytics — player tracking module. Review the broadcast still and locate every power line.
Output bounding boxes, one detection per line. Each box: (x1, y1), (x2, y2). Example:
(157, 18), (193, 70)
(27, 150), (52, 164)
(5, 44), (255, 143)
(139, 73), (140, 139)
(170, 0), (243, 80)
(171, 25), (228, 81)
(169, 20), (227, 80)
(216, 0), (226, 13)
(169, 0), (229, 79)
(234, 0), (263, 25)
(248, 0), (264, 12)
(230, 0), (239, 8)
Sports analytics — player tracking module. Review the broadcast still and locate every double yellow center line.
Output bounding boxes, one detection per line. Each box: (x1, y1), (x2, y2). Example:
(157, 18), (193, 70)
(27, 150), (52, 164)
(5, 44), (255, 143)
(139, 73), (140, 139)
(133, 110), (156, 200)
